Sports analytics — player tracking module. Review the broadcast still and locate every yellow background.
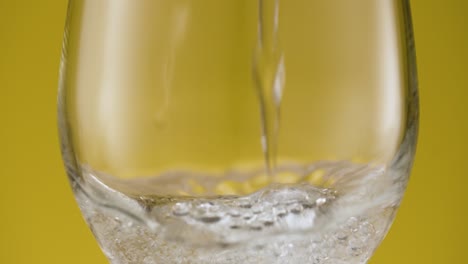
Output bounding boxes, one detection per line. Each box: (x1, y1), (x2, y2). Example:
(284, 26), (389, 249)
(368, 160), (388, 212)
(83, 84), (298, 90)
(0, 0), (466, 263)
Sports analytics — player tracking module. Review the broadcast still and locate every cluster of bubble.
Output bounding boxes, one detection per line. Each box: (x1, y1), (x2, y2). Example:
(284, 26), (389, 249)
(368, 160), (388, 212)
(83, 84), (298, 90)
(78, 183), (391, 264)
(150, 185), (334, 244)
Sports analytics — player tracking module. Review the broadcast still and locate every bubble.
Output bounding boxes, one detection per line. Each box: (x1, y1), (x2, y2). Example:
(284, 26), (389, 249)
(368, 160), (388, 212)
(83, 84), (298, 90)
(335, 230), (348, 241)
(316, 197), (327, 206)
(346, 237), (364, 257)
(243, 214), (253, 220)
(239, 202), (252, 209)
(356, 222), (375, 241)
(172, 202), (190, 216)
(302, 202), (315, 209)
(249, 225), (263, 231)
(228, 209), (241, 218)
(199, 216), (221, 224)
(346, 217), (359, 232)
(252, 204), (264, 214)
(198, 202), (215, 210)
(288, 203), (303, 214)
(274, 207), (288, 217)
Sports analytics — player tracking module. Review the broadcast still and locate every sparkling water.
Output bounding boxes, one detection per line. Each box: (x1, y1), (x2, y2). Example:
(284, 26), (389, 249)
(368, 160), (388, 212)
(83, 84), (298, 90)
(253, 0), (284, 174)
(74, 161), (401, 264)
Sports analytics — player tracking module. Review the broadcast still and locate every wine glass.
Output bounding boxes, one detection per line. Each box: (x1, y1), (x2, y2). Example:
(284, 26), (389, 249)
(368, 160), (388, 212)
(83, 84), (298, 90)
(58, 0), (418, 263)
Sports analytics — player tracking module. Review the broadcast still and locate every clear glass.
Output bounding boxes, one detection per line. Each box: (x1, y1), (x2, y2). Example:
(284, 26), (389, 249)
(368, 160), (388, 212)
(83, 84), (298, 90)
(58, 0), (418, 263)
